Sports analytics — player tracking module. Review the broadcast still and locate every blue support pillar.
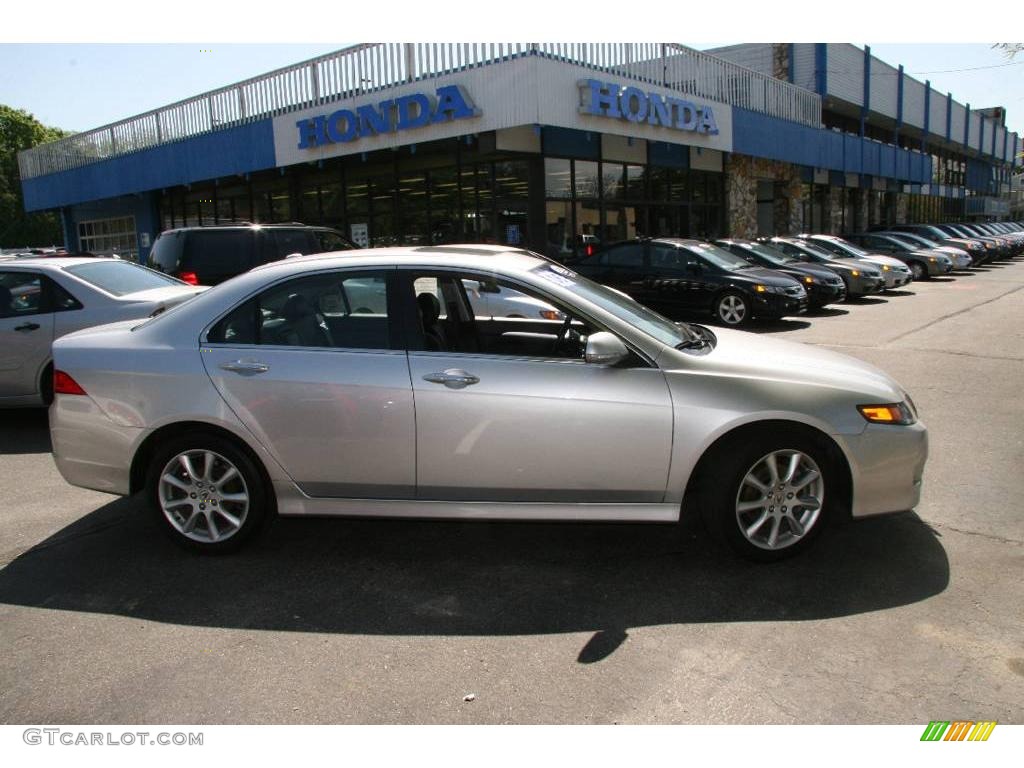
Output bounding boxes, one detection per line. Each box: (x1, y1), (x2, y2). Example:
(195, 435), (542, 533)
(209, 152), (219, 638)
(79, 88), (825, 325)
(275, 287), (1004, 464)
(860, 45), (871, 137)
(894, 64), (904, 145)
(945, 93), (952, 142)
(922, 80), (931, 152)
(814, 43), (827, 97)
(964, 103), (970, 148)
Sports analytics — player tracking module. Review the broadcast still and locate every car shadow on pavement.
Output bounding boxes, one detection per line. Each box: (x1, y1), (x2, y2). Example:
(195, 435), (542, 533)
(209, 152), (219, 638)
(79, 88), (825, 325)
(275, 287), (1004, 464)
(844, 296), (888, 305)
(0, 497), (950, 655)
(883, 289), (915, 297)
(743, 319), (812, 334)
(805, 306), (849, 318)
(0, 409), (51, 454)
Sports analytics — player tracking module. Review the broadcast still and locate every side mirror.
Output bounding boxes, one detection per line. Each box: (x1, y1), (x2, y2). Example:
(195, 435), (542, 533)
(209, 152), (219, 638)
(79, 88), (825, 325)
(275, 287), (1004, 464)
(585, 332), (629, 366)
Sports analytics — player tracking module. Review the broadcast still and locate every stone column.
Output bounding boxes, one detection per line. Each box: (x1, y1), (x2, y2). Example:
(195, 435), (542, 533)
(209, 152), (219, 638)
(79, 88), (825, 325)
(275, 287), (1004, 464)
(725, 155), (757, 238)
(895, 193), (909, 224)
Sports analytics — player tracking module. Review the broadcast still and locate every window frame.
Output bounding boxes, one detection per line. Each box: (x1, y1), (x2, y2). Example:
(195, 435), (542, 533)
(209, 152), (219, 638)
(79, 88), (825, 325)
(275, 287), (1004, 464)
(395, 266), (653, 367)
(201, 267), (404, 352)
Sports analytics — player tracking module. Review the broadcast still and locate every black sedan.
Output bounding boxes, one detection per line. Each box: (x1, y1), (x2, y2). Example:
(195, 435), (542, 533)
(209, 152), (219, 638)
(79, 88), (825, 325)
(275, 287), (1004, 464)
(715, 238), (846, 308)
(573, 238), (808, 327)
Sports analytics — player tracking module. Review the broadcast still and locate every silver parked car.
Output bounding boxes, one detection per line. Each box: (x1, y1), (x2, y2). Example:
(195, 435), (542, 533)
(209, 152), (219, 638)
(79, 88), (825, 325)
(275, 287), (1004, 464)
(49, 246), (927, 561)
(802, 234), (913, 289)
(0, 258), (205, 407)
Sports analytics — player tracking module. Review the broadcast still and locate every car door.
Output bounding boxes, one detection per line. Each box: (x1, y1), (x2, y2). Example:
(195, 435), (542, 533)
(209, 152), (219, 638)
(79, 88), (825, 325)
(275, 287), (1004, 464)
(202, 268), (417, 498)
(0, 270), (55, 398)
(401, 269), (673, 504)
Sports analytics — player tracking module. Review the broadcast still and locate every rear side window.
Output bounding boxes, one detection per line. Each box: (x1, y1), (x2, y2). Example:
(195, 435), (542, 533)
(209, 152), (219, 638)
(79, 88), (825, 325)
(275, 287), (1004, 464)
(269, 230), (318, 261)
(604, 244), (644, 267)
(148, 231), (184, 273)
(64, 261), (184, 296)
(187, 231), (253, 274)
(313, 229), (356, 252)
(208, 270), (392, 350)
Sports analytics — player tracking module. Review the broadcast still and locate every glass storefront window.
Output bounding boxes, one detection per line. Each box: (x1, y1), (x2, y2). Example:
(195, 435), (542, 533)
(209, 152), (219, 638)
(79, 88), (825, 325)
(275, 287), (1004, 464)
(494, 160), (529, 199)
(545, 158), (572, 199)
(602, 163), (625, 200)
(497, 203), (528, 247)
(428, 167), (459, 244)
(300, 188), (320, 224)
(624, 165), (645, 199)
(321, 181), (344, 229)
(574, 160), (600, 199)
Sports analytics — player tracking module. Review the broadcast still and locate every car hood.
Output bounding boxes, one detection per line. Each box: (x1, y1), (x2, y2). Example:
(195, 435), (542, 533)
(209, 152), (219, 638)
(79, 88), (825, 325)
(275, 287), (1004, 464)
(825, 257), (881, 275)
(730, 266), (799, 286)
(666, 327), (904, 403)
(858, 253), (908, 269)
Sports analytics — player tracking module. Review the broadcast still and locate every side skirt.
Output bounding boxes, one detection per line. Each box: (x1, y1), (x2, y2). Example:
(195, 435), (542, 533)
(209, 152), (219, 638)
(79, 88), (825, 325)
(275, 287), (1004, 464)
(273, 484), (680, 523)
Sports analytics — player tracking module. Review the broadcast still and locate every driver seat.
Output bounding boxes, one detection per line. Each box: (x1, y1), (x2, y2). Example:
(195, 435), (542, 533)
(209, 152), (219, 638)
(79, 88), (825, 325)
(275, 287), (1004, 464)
(417, 293), (447, 351)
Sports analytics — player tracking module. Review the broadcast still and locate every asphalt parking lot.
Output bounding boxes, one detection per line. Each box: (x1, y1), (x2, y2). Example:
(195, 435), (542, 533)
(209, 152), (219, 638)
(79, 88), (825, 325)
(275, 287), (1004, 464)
(1, 258), (1022, 725)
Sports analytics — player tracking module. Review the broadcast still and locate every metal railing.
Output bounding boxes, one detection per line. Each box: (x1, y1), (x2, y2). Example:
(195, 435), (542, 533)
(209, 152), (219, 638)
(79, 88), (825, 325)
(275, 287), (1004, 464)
(19, 42), (823, 180)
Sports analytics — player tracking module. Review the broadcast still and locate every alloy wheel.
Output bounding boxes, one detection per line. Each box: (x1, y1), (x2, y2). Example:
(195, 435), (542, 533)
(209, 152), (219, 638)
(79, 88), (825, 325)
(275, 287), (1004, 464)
(734, 449), (824, 551)
(717, 294), (747, 325)
(158, 449), (250, 543)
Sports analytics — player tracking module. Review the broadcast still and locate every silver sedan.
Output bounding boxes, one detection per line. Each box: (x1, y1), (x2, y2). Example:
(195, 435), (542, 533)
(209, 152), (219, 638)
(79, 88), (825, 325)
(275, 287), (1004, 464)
(49, 246), (928, 561)
(0, 258), (205, 407)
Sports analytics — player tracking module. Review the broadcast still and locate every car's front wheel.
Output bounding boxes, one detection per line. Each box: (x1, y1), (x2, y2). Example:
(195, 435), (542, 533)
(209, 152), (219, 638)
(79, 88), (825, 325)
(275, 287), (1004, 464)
(701, 429), (836, 561)
(145, 434), (268, 553)
(908, 261), (927, 280)
(714, 291), (749, 326)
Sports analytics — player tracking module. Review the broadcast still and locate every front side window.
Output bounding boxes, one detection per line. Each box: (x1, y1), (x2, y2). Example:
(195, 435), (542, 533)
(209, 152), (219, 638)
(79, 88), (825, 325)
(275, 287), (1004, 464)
(407, 271), (595, 360)
(0, 272), (44, 317)
(208, 270), (392, 350)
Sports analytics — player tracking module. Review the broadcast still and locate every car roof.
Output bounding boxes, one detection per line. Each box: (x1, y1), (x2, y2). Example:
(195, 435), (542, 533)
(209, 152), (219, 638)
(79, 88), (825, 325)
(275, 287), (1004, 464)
(251, 244), (550, 276)
(0, 257), (123, 269)
(159, 223), (340, 234)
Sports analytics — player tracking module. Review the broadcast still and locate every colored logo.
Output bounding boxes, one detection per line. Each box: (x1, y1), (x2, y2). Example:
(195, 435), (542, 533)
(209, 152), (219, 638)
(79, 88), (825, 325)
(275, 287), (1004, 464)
(578, 79), (719, 135)
(920, 720), (997, 741)
(295, 85), (480, 149)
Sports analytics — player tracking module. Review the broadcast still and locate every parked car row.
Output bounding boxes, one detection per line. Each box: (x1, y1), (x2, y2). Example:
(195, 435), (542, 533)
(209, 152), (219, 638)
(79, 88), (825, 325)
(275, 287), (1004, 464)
(564, 222), (1024, 327)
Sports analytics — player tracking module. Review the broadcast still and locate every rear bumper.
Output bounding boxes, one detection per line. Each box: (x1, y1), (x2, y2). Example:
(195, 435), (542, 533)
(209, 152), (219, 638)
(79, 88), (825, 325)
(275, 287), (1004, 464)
(839, 421), (928, 518)
(50, 395), (140, 496)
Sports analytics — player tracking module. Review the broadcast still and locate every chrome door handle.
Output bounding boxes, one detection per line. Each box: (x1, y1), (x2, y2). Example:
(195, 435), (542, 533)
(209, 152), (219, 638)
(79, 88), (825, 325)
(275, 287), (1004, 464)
(422, 369), (480, 389)
(220, 359), (270, 374)
(14, 322), (40, 332)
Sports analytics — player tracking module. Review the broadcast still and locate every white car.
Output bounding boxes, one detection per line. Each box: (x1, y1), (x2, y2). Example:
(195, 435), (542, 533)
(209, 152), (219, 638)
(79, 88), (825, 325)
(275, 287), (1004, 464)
(0, 258), (205, 407)
(804, 235), (913, 288)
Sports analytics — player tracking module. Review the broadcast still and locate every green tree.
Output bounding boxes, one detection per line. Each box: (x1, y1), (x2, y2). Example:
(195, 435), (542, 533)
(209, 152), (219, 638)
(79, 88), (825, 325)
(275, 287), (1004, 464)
(0, 105), (72, 248)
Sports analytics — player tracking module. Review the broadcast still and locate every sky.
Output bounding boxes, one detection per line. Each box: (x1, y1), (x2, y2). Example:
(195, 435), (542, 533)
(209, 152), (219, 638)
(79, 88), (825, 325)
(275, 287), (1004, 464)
(0, 43), (1020, 138)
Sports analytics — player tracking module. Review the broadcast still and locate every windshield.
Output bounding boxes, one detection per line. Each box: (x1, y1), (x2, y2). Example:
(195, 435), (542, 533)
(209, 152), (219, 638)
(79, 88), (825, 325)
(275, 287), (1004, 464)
(727, 241), (796, 267)
(529, 262), (693, 346)
(681, 242), (754, 271)
(891, 232), (938, 249)
(815, 237), (870, 258)
(784, 241), (840, 261)
(64, 261), (186, 296)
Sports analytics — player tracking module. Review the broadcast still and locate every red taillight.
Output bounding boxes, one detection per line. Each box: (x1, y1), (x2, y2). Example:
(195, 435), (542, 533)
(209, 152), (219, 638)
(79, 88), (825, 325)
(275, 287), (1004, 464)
(178, 271), (199, 285)
(53, 370), (87, 396)
(585, 244), (594, 257)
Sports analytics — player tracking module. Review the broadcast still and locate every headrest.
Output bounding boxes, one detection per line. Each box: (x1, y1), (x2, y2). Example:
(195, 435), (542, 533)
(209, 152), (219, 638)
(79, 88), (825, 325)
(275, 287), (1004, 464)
(417, 292), (441, 324)
(282, 293), (315, 321)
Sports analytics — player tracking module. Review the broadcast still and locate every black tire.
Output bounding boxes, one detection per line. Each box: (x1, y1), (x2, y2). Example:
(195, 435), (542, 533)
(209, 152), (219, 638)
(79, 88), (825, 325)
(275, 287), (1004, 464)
(145, 432), (269, 554)
(40, 362), (54, 406)
(713, 291), (750, 327)
(909, 261), (927, 281)
(698, 427), (837, 562)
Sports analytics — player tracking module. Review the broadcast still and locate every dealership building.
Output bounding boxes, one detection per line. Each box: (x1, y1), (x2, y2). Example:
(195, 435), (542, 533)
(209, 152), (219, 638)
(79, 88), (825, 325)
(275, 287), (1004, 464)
(17, 42), (1022, 263)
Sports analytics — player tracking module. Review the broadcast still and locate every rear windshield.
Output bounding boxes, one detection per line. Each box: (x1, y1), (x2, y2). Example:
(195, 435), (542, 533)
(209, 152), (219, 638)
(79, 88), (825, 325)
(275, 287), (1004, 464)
(64, 261), (185, 296)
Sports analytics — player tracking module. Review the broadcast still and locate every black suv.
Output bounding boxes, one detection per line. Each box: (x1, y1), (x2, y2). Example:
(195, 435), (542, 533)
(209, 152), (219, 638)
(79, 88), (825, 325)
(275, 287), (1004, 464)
(573, 238), (807, 326)
(148, 224), (356, 285)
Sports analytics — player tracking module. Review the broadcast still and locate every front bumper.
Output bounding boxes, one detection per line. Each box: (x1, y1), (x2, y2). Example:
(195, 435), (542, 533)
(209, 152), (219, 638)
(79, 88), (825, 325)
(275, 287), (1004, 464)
(882, 270), (913, 289)
(847, 275), (885, 296)
(752, 290), (809, 318)
(807, 281), (846, 307)
(839, 421), (929, 518)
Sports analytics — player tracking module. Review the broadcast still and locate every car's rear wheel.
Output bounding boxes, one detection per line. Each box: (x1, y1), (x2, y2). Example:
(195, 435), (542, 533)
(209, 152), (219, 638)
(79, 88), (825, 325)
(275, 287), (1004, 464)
(145, 434), (267, 553)
(700, 429), (835, 561)
(714, 292), (749, 326)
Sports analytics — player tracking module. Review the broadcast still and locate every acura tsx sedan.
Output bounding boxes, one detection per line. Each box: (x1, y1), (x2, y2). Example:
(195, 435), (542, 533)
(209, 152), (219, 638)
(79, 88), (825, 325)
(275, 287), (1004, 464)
(49, 245), (928, 561)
